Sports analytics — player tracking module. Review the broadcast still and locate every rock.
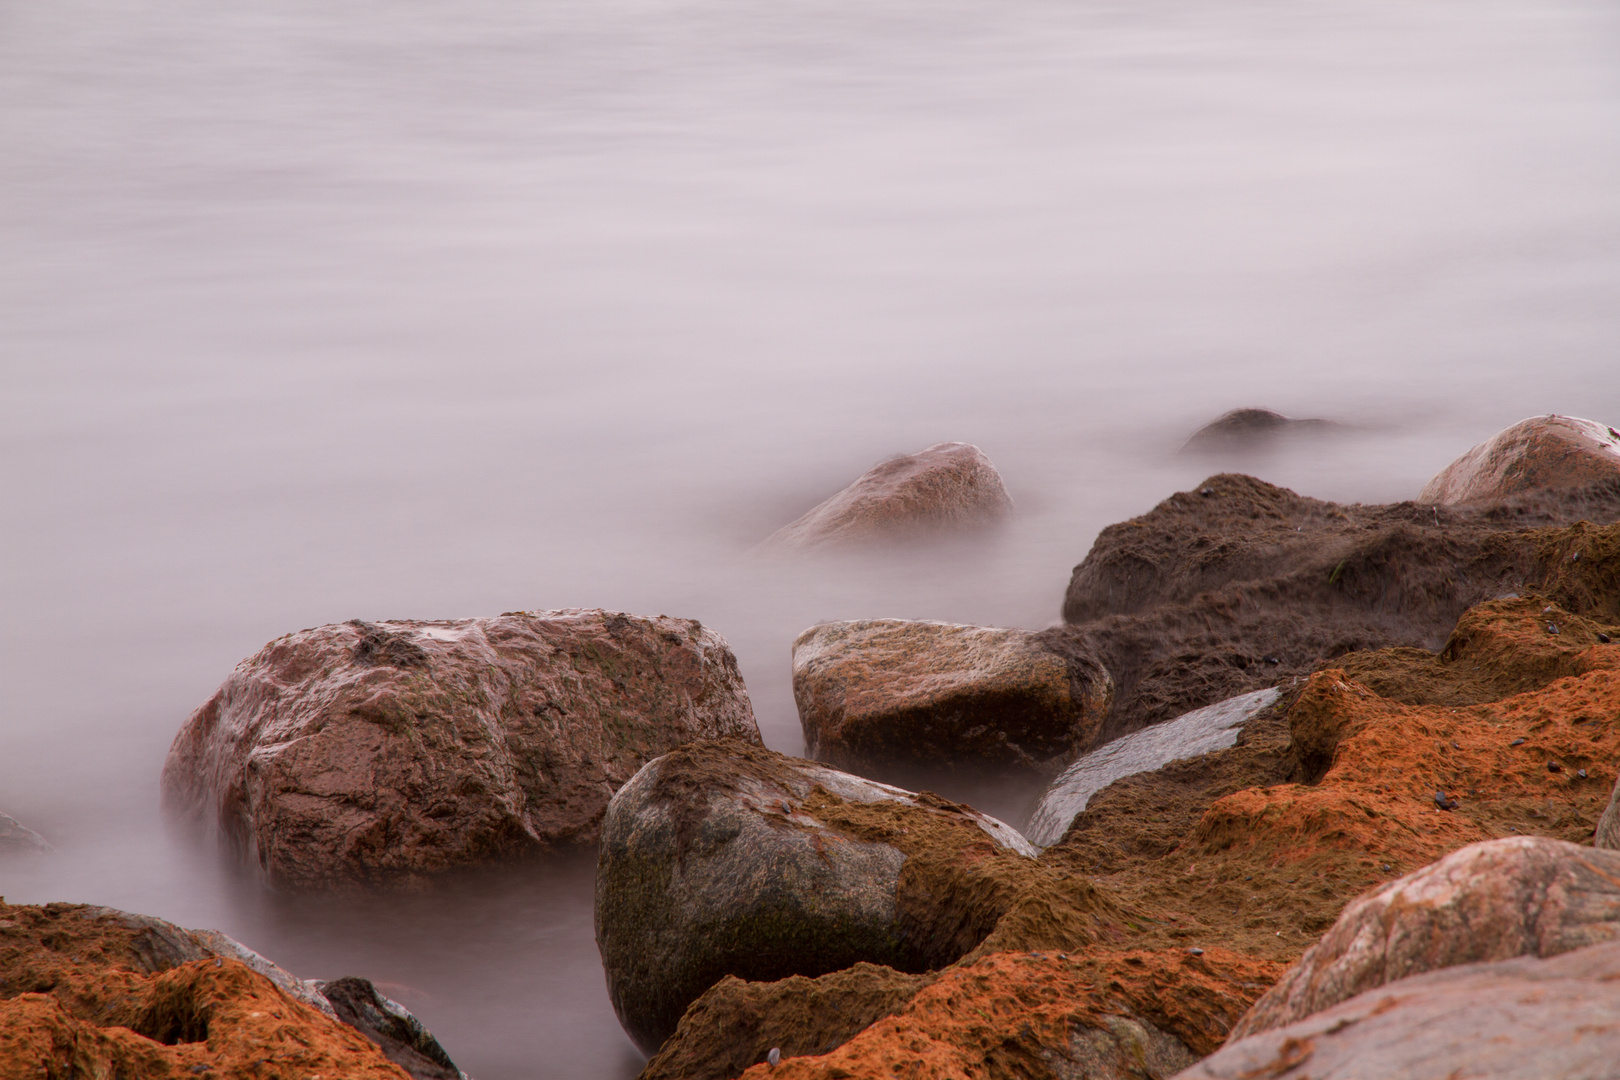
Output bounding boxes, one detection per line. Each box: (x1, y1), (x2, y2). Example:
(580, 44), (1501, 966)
(1175, 940), (1620, 1080)
(1180, 408), (1336, 454)
(763, 442), (1012, 549)
(0, 809), (50, 853)
(1230, 836), (1620, 1039)
(594, 739), (1037, 1055)
(792, 620), (1113, 775)
(1420, 414), (1620, 506)
(0, 899), (462, 1080)
(1025, 687), (1281, 848)
(319, 977), (463, 1080)
(161, 608), (759, 888)
(1599, 773), (1620, 850)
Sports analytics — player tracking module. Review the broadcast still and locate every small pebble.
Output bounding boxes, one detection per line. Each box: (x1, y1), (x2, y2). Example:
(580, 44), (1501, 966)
(1263, 655), (1280, 665)
(1452, 741), (1461, 750)
(1599, 633), (1612, 644)
(1381, 864), (1392, 872)
(1548, 623), (1560, 635)
(1578, 769), (1588, 779)
(1511, 738), (1526, 747)
(767, 1048), (781, 1067)
(1433, 790), (1458, 811)
(1186, 947), (1204, 956)
(1548, 761), (1564, 773)
(1201, 487), (1214, 496)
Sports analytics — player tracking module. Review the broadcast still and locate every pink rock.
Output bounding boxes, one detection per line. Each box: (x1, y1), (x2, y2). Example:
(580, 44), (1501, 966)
(1419, 414), (1620, 505)
(162, 609), (759, 888)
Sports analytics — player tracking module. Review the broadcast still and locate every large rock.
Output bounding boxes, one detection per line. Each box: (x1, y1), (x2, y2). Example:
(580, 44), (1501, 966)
(1420, 414), (1620, 506)
(1231, 836), (1620, 1039)
(593, 739), (1036, 1055)
(1176, 940), (1620, 1080)
(793, 619), (1113, 774)
(0, 809), (49, 853)
(162, 609), (759, 888)
(1025, 687), (1280, 848)
(1599, 772), (1620, 850)
(764, 442), (1012, 549)
(1180, 407), (1335, 454)
(0, 899), (463, 1080)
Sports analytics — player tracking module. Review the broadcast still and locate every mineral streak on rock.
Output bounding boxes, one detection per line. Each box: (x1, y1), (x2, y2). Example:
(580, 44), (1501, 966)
(1230, 836), (1620, 1039)
(1176, 941), (1620, 1080)
(763, 442), (1012, 549)
(1420, 414), (1620, 506)
(1180, 408), (1337, 454)
(792, 619), (1113, 775)
(162, 608), (759, 889)
(1025, 686), (1281, 848)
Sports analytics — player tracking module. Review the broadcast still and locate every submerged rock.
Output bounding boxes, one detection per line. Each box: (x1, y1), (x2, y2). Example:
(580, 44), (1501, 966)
(793, 619), (1112, 775)
(0, 809), (50, 854)
(1025, 686), (1280, 848)
(1420, 414), (1620, 506)
(1180, 407), (1336, 454)
(1177, 941), (1620, 1080)
(162, 609), (759, 889)
(593, 739), (1036, 1055)
(1231, 836), (1620, 1039)
(763, 442), (1012, 549)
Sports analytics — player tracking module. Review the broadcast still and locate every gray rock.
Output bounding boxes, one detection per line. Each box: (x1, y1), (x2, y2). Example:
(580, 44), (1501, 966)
(1024, 687), (1280, 848)
(1230, 836), (1620, 1039)
(0, 809), (50, 853)
(1597, 771), (1620, 851)
(1180, 408), (1337, 454)
(1053, 1014), (1197, 1080)
(319, 976), (464, 1080)
(594, 739), (1035, 1056)
(1176, 940), (1620, 1080)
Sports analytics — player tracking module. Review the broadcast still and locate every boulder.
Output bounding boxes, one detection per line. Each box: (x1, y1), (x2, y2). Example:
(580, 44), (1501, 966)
(1599, 772), (1620, 850)
(763, 442), (1012, 549)
(0, 899), (463, 1080)
(0, 809), (49, 853)
(1420, 414), (1620, 506)
(1175, 940), (1620, 1080)
(1231, 836), (1620, 1038)
(162, 609), (759, 888)
(1025, 686), (1280, 847)
(593, 739), (1036, 1055)
(793, 620), (1113, 774)
(1180, 408), (1335, 454)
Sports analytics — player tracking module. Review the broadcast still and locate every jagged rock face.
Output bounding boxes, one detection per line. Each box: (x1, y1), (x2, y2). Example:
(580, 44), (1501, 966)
(1176, 941), (1620, 1080)
(1026, 687), (1280, 848)
(1230, 837), (1620, 1039)
(764, 442), (1012, 549)
(1180, 408), (1337, 454)
(593, 739), (1036, 1056)
(1420, 414), (1620, 506)
(793, 619), (1112, 775)
(0, 900), (457, 1080)
(162, 608), (759, 888)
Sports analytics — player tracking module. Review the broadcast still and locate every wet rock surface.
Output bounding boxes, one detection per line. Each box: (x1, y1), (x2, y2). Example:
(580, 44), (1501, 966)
(1176, 940), (1620, 1080)
(764, 442), (1012, 549)
(0, 809), (49, 854)
(1420, 414), (1620, 506)
(162, 608), (758, 888)
(0, 899), (459, 1080)
(793, 619), (1113, 775)
(319, 976), (464, 1080)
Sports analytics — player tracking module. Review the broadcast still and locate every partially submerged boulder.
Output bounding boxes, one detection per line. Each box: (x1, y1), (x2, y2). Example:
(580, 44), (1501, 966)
(1231, 836), (1620, 1039)
(1180, 408), (1336, 454)
(793, 619), (1112, 774)
(1025, 687), (1280, 847)
(162, 609), (759, 888)
(1176, 941), (1620, 1080)
(593, 739), (1036, 1055)
(764, 442), (1012, 549)
(1420, 414), (1620, 506)
(0, 809), (49, 854)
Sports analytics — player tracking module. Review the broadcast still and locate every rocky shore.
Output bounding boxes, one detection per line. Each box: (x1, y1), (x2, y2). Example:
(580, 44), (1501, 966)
(5, 414), (1620, 1078)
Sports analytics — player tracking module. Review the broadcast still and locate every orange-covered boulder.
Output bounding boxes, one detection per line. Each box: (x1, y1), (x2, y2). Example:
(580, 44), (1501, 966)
(1420, 414), (1620, 506)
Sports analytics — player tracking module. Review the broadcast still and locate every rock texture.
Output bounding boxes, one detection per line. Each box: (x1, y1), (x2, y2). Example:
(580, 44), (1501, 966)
(0, 810), (49, 854)
(594, 739), (1037, 1055)
(1175, 940), (1620, 1080)
(1420, 414), (1620, 506)
(793, 620), (1113, 774)
(1231, 836), (1620, 1038)
(1180, 408), (1336, 454)
(764, 442), (1012, 549)
(1599, 773), (1620, 851)
(1026, 687), (1280, 848)
(162, 608), (759, 888)
(0, 899), (462, 1080)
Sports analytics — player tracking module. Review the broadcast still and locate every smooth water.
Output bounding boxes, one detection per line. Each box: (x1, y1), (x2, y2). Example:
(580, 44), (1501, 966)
(2, 0), (1618, 1075)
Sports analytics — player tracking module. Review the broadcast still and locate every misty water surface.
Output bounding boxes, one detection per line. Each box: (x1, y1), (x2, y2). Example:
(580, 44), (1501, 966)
(2, 0), (1618, 1076)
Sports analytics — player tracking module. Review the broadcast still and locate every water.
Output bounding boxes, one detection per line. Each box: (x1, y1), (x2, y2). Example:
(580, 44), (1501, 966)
(2, 0), (1618, 1075)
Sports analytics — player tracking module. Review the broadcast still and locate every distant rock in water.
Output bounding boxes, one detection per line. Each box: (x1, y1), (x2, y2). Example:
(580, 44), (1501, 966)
(763, 442), (1012, 549)
(1024, 686), (1281, 848)
(0, 809), (50, 854)
(793, 619), (1112, 775)
(593, 738), (1035, 1055)
(162, 609), (759, 889)
(1180, 407), (1336, 454)
(0, 899), (463, 1080)
(1420, 414), (1620, 506)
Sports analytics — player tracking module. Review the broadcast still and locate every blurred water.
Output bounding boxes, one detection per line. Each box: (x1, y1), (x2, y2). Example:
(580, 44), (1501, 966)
(2, 0), (1618, 1075)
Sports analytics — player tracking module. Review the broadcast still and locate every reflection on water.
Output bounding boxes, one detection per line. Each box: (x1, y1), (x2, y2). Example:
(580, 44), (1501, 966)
(2, 0), (1618, 1075)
